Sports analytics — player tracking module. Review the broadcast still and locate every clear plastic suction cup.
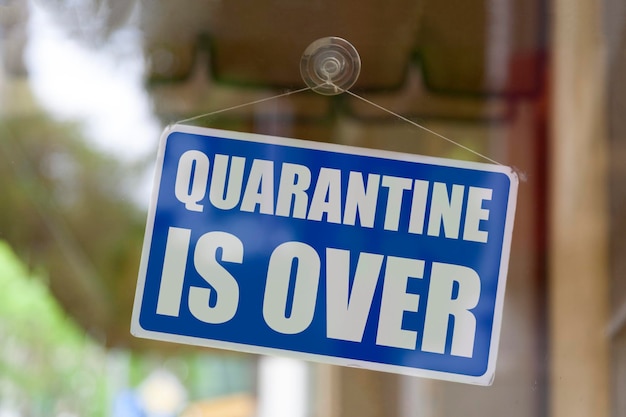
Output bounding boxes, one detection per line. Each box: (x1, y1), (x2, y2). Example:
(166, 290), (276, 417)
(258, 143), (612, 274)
(300, 37), (361, 96)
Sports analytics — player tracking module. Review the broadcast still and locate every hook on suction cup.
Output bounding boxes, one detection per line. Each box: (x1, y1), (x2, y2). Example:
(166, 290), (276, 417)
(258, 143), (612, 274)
(300, 37), (361, 96)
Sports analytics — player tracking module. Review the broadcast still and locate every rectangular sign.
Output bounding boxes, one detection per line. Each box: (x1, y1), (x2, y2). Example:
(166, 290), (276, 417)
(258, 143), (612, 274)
(131, 124), (518, 385)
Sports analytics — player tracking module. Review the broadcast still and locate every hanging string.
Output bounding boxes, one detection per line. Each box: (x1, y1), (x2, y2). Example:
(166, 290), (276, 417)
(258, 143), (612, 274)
(175, 81), (515, 171)
(343, 90), (503, 166)
(176, 86), (312, 125)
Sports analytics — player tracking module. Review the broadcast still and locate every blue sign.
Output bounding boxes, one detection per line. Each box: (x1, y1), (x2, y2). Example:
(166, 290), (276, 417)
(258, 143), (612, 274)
(131, 125), (518, 385)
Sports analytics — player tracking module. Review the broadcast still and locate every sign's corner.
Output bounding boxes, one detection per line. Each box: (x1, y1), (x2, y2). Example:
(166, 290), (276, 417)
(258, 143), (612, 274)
(474, 362), (497, 386)
(130, 312), (147, 339)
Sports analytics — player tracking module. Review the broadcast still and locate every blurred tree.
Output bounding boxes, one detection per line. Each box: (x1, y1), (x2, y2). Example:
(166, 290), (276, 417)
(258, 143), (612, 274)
(0, 113), (150, 348)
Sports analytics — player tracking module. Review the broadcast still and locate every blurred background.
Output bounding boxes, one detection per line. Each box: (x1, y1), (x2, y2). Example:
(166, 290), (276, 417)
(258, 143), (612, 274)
(0, 0), (624, 416)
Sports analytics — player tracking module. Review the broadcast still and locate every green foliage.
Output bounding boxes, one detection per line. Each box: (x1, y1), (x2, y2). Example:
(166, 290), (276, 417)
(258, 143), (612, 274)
(0, 240), (108, 416)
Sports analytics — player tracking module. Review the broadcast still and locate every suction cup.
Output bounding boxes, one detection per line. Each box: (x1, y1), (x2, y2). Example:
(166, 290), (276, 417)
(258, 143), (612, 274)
(300, 37), (361, 96)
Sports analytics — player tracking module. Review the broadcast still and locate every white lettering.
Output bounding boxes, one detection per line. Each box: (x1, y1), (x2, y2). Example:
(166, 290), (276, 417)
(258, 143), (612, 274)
(209, 154), (246, 210)
(408, 180), (429, 234)
(343, 172), (380, 228)
(156, 228), (244, 324)
(263, 242), (321, 334)
(381, 176), (413, 231)
(463, 187), (492, 243)
(241, 159), (275, 214)
(276, 163), (312, 219)
(156, 227), (192, 316)
(307, 168), (342, 224)
(376, 256), (424, 349)
(175, 151), (209, 212)
(427, 183), (465, 239)
(326, 248), (383, 342)
(422, 262), (480, 357)
(188, 232), (243, 324)
(173, 151), (498, 243)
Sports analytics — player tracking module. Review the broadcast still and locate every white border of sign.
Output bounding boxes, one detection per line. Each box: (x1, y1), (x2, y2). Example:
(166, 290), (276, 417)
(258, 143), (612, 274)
(131, 124), (518, 386)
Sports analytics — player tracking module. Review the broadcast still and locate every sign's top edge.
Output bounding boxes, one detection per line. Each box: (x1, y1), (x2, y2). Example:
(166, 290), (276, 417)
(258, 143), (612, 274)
(164, 124), (519, 183)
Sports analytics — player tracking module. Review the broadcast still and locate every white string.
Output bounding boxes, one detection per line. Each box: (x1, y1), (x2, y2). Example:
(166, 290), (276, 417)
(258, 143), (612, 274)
(176, 86), (312, 125)
(175, 81), (509, 168)
(342, 90), (503, 166)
